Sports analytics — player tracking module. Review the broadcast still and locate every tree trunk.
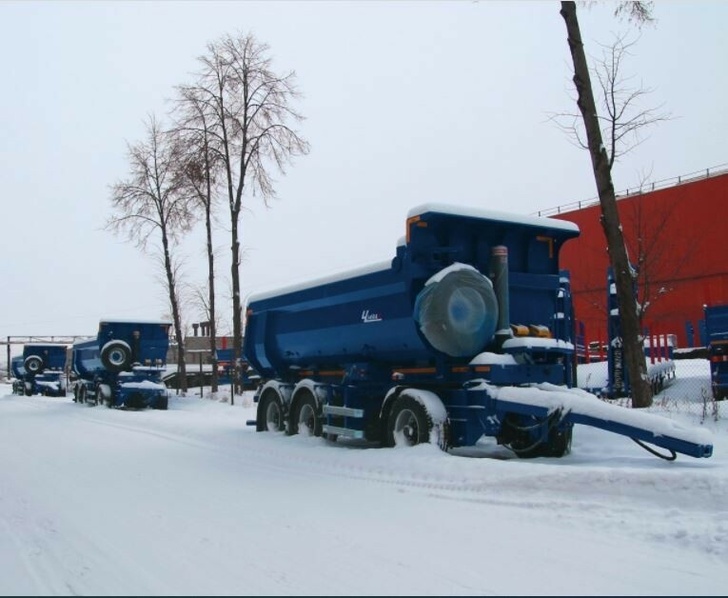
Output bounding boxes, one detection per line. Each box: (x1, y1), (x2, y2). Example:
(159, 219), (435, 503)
(560, 1), (652, 407)
(230, 212), (241, 405)
(206, 205), (218, 394)
(161, 230), (187, 395)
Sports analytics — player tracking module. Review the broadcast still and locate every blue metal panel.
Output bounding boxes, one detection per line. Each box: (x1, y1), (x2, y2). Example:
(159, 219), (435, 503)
(22, 344), (67, 371)
(244, 207), (580, 380)
(98, 320), (171, 365)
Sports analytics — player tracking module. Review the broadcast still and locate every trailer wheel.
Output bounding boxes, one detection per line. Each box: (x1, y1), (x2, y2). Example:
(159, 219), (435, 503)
(387, 395), (431, 447)
(24, 355), (44, 375)
(501, 413), (572, 458)
(96, 384), (113, 408)
(257, 390), (286, 433)
(293, 391), (322, 437)
(100, 340), (132, 373)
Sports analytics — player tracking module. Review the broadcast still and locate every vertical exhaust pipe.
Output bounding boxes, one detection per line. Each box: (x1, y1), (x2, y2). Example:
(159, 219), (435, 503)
(490, 245), (511, 349)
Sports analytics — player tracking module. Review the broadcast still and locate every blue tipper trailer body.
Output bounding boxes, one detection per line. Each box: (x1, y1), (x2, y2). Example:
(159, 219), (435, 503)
(705, 304), (728, 401)
(72, 319), (172, 409)
(13, 343), (68, 397)
(243, 204), (713, 460)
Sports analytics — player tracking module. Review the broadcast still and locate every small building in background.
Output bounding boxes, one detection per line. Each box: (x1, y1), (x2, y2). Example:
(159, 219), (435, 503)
(166, 321), (235, 368)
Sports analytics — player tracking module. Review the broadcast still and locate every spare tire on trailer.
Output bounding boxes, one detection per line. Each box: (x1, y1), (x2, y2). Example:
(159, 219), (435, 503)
(414, 266), (498, 357)
(24, 355), (44, 375)
(100, 340), (132, 373)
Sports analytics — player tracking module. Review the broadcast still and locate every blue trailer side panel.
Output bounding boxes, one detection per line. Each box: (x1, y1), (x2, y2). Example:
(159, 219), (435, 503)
(245, 205), (580, 380)
(705, 304), (728, 400)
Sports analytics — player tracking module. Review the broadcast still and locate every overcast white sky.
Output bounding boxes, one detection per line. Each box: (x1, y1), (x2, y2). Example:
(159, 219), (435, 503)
(1, 1), (726, 348)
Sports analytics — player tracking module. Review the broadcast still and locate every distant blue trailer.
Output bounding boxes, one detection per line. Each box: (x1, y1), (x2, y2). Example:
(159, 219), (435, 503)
(72, 319), (172, 409)
(705, 304), (728, 400)
(243, 204), (712, 461)
(13, 344), (68, 397)
(599, 267), (676, 399)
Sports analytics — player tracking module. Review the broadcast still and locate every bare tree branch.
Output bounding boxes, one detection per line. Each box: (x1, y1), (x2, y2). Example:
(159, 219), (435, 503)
(548, 31), (672, 169)
(169, 84), (226, 393)
(614, 1), (656, 28)
(179, 31), (309, 401)
(106, 114), (195, 394)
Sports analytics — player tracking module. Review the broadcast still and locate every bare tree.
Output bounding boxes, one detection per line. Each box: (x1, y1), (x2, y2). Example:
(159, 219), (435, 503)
(106, 114), (194, 394)
(172, 85), (223, 394)
(550, 31), (671, 167)
(550, 24), (673, 341)
(559, 1), (655, 408)
(187, 32), (310, 402)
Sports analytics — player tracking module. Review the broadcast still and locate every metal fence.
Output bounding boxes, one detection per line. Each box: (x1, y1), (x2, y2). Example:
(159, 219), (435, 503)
(601, 356), (724, 424)
(535, 162), (728, 218)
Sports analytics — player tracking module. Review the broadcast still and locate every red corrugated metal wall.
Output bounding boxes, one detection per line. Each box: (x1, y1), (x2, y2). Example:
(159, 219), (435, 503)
(553, 172), (728, 348)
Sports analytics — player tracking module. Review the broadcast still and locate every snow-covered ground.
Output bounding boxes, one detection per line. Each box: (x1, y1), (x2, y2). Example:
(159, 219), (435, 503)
(1, 359), (726, 596)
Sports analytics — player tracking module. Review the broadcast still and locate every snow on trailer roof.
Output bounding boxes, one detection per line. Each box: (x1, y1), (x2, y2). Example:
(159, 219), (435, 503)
(407, 203), (581, 234)
(250, 205), (579, 304)
(249, 259), (393, 304)
(99, 319), (173, 326)
(23, 342), (69, 347)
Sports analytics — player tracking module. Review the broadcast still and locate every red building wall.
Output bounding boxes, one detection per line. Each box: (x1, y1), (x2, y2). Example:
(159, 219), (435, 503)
(552, 171), (728, 348)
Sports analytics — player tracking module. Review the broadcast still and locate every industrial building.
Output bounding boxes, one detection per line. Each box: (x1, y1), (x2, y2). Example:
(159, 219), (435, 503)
(540, 164), (728, 349)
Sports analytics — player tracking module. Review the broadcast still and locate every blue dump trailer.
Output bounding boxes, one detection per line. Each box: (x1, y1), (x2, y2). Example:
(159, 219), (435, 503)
(72, 319), (172, 409)
(12, 344), (68, 397)
(599, 267), (676, 399)
(705, 304), (728, 401)
(243, 204), (713, 460)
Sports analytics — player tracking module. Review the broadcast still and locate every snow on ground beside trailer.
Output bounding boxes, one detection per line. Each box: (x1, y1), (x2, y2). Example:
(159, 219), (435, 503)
(577, 356), (678, 393)
(1, 359), (727, 596)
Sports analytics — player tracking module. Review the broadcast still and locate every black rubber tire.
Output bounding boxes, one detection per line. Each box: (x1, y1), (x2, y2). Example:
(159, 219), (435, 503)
(78, 385), (87, 405)
(503, 414), (572, 459)
(386, 395), (431, 447)
(100, 341), (132, 373)
(257, 390), (286, 433)
(155, 395), (169, 410)
(292, 391), (322, 437)
(24, 356), (44, 375)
